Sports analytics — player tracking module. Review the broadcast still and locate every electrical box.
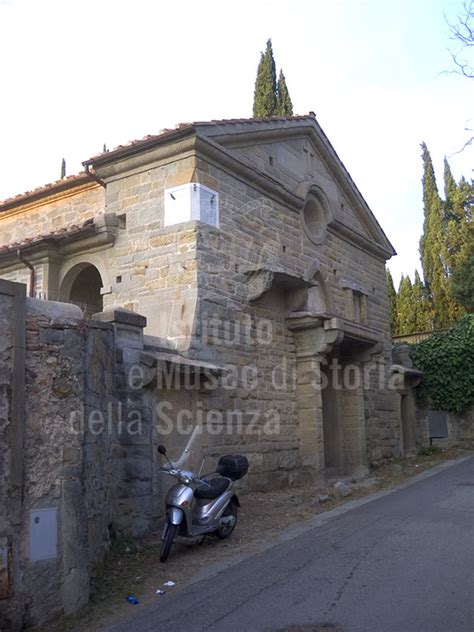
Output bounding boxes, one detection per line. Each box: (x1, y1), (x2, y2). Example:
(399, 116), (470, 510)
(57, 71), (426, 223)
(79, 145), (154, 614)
(428, 410), (448, 439)
(164, 183), (219, 228)
(29, 508), (58, 562)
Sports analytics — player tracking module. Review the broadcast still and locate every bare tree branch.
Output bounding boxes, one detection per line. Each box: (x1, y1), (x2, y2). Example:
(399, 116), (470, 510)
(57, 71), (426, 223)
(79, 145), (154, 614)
(450, 135), (474, 156)
(444, 3), (474, 153)
(447, 1), (474, 78)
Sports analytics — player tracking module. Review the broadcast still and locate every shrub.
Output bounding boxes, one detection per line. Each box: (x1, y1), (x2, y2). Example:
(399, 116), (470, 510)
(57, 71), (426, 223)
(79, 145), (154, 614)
(418, 445), (443, 456)
(411, 315), (474, 413)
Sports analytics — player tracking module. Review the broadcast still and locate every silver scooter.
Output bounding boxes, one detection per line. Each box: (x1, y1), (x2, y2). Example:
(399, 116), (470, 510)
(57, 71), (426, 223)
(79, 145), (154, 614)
(158, 431), (249, 562)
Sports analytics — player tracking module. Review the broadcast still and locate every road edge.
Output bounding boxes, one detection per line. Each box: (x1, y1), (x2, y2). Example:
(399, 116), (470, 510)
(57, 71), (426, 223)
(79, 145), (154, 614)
(189, 454), (473, 586)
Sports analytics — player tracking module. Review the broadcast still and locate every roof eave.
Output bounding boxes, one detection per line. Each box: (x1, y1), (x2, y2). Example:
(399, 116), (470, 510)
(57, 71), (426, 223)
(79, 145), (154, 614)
(0, 173), (97, 214)
(82, 126), (196, 170)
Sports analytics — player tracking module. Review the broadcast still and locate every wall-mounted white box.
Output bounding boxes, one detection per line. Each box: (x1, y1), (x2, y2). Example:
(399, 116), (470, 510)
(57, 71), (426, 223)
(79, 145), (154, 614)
(164, 183), (219, 228)
(29, 507), (58, 562)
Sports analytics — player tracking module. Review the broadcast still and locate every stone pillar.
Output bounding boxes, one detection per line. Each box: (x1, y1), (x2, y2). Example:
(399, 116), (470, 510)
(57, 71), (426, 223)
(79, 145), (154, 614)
(40, 256), (61, 300)
(287, 315), (343, 479)
(92, 308), (153, 536)
(390, 366), (422, 456)
(400, 393), (417, 455)
(341, 368), (368, 475)
(294, 354), (324, 471)
(93, 307), (146, 359)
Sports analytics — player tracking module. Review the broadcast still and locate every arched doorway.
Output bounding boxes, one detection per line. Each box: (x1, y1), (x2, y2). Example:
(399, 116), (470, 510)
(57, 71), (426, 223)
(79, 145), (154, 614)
(60, 263), (103, 317)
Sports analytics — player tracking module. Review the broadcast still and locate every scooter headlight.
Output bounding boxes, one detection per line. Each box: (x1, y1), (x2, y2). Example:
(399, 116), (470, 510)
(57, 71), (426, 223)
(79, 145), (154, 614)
(180, 474), (191, 485)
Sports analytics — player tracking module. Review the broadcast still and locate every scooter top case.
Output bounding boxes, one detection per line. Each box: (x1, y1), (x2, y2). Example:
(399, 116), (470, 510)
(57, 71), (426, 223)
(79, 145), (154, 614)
(216, 455), (249, 480)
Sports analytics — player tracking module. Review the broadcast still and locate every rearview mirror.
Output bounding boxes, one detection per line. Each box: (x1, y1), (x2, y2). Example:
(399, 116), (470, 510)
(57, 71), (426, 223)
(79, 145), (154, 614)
(158, 445), (167, 455)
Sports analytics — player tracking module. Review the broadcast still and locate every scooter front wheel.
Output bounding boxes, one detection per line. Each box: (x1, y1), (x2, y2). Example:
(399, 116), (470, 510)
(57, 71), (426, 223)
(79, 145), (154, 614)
(160, 522), (178, 562)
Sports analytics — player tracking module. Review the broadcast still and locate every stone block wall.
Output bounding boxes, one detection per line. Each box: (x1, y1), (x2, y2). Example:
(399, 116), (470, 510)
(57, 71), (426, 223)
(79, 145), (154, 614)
(188, 158), (400, 482)
(415, 405), (474, 446)
(98, 157), (201, 348)
(446, 406), (474, 442)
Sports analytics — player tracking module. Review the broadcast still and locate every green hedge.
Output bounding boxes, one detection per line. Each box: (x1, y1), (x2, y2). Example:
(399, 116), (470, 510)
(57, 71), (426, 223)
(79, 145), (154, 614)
(410, 315), (474, 413)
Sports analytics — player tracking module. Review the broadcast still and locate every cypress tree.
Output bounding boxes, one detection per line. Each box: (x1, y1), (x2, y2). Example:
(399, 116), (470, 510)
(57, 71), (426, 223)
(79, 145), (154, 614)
(444, 169), (474, 314)
(419, 143), (452, 328)
(253, 39), (277, 118)
(60, 158), (66, 179)
(397, 275), (416, 335)
(276, 70), (293, 116)
(386, 268), (398, 335)
(451, 240), (474, 312)
(443, 157), (458, 218)
(412, 269), (432, 331)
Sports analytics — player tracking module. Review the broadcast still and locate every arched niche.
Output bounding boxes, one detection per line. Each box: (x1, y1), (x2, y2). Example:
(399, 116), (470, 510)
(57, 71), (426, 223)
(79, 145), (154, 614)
(60, 262), (103, 316)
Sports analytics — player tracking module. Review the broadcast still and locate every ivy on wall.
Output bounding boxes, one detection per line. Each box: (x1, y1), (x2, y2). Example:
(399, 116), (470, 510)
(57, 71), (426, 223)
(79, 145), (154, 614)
(411, 315), (474, 414)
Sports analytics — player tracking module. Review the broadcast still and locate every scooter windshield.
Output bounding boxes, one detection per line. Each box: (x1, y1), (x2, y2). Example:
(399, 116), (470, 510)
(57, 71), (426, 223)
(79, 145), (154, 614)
(170, 425), (202, 469)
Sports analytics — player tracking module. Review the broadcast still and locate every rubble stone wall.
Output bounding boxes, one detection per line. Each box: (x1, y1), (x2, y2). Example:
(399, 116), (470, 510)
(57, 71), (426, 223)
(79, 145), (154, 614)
(0, 280), (26, 631)
(0, 290), (150, 630)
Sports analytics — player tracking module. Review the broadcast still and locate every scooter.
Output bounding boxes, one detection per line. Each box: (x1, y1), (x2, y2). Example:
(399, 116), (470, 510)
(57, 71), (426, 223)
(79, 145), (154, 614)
(158, 429), (249, 562)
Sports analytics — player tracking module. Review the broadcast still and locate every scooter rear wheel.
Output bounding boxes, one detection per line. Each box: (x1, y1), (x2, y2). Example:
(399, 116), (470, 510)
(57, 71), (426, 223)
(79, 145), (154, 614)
(215, 500), (238, 539)
(160, 522), (178, 562)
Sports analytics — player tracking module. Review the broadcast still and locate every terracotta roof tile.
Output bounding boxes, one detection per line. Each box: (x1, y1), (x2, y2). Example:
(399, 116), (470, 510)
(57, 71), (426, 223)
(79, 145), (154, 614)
(0, 218), (95, 255)
(193, 115), (314, 125)
(0, 172), (92, 211)
(1, 115), (316, 208)
(84, 115), (315, 163)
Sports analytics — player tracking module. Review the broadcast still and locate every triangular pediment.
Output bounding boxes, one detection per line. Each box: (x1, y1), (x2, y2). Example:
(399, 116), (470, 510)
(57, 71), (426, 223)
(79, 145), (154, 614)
(193, 117), (395, 258)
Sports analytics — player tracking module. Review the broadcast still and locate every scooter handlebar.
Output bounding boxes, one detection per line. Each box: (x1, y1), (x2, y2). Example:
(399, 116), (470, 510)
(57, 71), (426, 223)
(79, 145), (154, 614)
(158, 468), (211, 488)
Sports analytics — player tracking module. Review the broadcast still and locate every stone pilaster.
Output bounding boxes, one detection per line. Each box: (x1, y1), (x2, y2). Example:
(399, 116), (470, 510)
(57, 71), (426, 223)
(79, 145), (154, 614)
(287, 314), (343, 478)
(92, 308), (153, 536)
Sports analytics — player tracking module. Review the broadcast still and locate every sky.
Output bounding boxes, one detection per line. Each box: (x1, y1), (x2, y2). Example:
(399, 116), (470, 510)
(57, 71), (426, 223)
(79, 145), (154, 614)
(0, 0), (472, 285)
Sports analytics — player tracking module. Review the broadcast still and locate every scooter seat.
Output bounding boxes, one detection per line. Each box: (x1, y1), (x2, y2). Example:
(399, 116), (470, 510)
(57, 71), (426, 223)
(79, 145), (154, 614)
(194, 477), (230, 500)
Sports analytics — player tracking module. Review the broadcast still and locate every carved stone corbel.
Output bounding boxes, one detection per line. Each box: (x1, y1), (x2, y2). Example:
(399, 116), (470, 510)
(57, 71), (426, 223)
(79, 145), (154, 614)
(286, 313), (344, 358)
(244, 268), (274, 302)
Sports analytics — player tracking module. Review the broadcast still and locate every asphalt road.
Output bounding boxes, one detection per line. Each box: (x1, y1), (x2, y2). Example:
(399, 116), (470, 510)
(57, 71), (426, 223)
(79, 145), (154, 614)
(106, 457), (474, 632)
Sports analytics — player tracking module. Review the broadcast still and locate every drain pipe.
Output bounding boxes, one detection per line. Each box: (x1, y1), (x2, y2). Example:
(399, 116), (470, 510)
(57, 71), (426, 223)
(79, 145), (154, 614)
(84, 164), (106, 187)
(16, 249), (35, 297)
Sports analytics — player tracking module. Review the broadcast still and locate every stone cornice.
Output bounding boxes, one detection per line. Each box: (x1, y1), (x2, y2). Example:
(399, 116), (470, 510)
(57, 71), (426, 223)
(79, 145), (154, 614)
(1, 119), (395, 262)
(83, 126), (195, 168)
(85, 132), (198, 181)
(286, 312), (384, 358)
(91, 129), (395, 261)
(194, 134), (394, 261)
(89, 131), (306, 212)
(324, 317), (382, 346)
(328, 223), (393, 261)
(194, 135), (304, 211)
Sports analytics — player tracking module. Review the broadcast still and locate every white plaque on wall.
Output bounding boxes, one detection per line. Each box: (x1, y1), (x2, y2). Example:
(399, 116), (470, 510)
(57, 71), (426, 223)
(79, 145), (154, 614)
(164, 183), (219, 228)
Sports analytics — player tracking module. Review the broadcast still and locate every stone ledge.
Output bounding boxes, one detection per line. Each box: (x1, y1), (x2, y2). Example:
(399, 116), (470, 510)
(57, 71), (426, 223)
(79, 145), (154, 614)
(92, 308), (147, 329)
(27, 297), (83, 325)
